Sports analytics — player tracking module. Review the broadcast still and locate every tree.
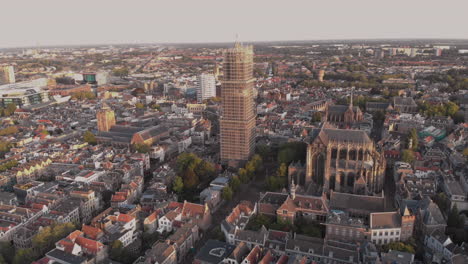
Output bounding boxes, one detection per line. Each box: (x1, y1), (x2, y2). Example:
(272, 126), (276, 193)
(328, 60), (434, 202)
(383, 241), (415, 254)
(134, 143), (151, 153)
(251, 154), (263, 173)
(0, 242), (15, 264)
(151, 104), (161, 111)
(277, 142), (307, 165)
(222, 186), (233, 201)
(183, 169), (199, 189)
(135, 102), (145, 109)
(71, 91), (96, 100)
(110, 240), (123, 260)
(0, 126), (19, 136)
(13, 249), (36, 264)
(112, 67), (129, 78)
(256, 144), (272, 160)
(409, 128), (419, 150)
(433, 193), (450, 214)
(401, 149), (415, 164)
(266, 175), (286, 191)
(445, 101), (459, 117)
(32, 223), (76, 255)
(175, 153), (215, 189)
(238, 168), (249, 183)
(0, 141), (11, 155)
(277, 163), (288, 178)
(372, 110), (386, 124)
(4, 103), (17, 116)
(230, 175), (241, 191)
(447, 204), (463, 229)
(32, 226), (53, 252)
(83, 131), (97, 145)
(172, 176), (184, 193)
(194, 160), (216, 182)
(142, 231), (160, 251)
(245, 161), (256, 179)
(246, 214), (273, 231)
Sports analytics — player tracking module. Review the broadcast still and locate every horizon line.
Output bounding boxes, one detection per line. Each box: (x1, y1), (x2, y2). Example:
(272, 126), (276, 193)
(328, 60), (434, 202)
(2, 37), (468, 50)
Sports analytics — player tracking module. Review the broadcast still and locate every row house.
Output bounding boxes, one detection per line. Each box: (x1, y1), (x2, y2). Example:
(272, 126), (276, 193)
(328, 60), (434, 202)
(221, 201), (256, 244)
(157, 201), (211, 234)
(166, 222), (199, 262)
(50, 229), (107, 263)
(12, 158), (52, 184)
(70, 189), (100, 223)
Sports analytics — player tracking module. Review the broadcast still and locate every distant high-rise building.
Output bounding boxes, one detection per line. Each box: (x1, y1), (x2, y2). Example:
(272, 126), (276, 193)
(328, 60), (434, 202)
(0, 66), (15, 85)
(197, 73), (216, 103)
(389, 48), (397, 56)
(220, 43), (256, 167)
(434, 48), (442, 57)
(317, 69), (325, 82)
(410, 48), (417, 57)
(375, 49), (384, 59)
(97, 103), (116, 132)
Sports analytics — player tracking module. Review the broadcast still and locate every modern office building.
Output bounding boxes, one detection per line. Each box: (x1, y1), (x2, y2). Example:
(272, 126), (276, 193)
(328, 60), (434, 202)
(0, 88), (49, 108)
(197, 73), (216, 103)
(220, 43), (256, 167)
(0, 66), (15, 85)
(97, 103), (116, 132)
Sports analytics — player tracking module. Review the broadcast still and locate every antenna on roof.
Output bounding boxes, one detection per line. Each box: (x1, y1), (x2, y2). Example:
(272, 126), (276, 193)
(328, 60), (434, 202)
(235, 33), (242, 48)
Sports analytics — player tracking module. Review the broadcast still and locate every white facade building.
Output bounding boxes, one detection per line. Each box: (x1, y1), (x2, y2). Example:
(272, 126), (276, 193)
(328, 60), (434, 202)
(197, 73), (216, 103)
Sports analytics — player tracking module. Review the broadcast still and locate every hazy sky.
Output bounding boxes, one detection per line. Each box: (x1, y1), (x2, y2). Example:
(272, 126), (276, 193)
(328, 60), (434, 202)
(2, 0), (467, 48)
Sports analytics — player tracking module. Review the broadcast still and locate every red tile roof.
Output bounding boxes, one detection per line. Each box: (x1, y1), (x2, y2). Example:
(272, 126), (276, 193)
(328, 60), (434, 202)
(82, 225), (103, 240)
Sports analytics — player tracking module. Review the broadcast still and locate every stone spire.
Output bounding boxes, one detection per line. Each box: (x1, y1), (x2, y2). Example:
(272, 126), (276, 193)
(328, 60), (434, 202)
(290, 180), (296, 199)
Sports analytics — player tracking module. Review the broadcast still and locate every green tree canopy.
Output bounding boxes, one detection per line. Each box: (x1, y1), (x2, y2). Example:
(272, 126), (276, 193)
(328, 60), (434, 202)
(0, 126), (19, 136)
(172, 176), (184, 193)
(230, 175), (241, 191)
(175, 153), (215, 191)
(409, 128), (419, 150)
(112, 67), (129, 78)
(135, 102), (145, 109)
(277, 141), (307, 165)
(401, 149), (415, 164)
(134, 143), (151, 153)
(83, 131), (97, 145)
(277, 163), (288, 178)
(3, 103), (17, 116)
(222, 186), (233, 201)
(71, 91), (96, 100)
(13, 249), (36, 264)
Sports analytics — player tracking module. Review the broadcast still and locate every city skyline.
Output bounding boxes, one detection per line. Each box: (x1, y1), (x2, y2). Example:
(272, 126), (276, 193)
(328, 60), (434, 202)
(2, 0), (468, 48)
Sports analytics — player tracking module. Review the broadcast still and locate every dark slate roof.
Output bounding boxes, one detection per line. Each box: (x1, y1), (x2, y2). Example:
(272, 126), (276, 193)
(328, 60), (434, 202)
(366, 102), (391, 109)
(330, 191), (385, 213)
(308, 128), (372, 144)
(46, 249), (87, 264)
(393, 97), (417, 106)
(285, 235), (324, 254)
(327, 105), (360, 114)
(195, 239), (236, 264)
(97, 125), (168, 143)
(234, 229), (266, 244)
(259, 192), (289, 205)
